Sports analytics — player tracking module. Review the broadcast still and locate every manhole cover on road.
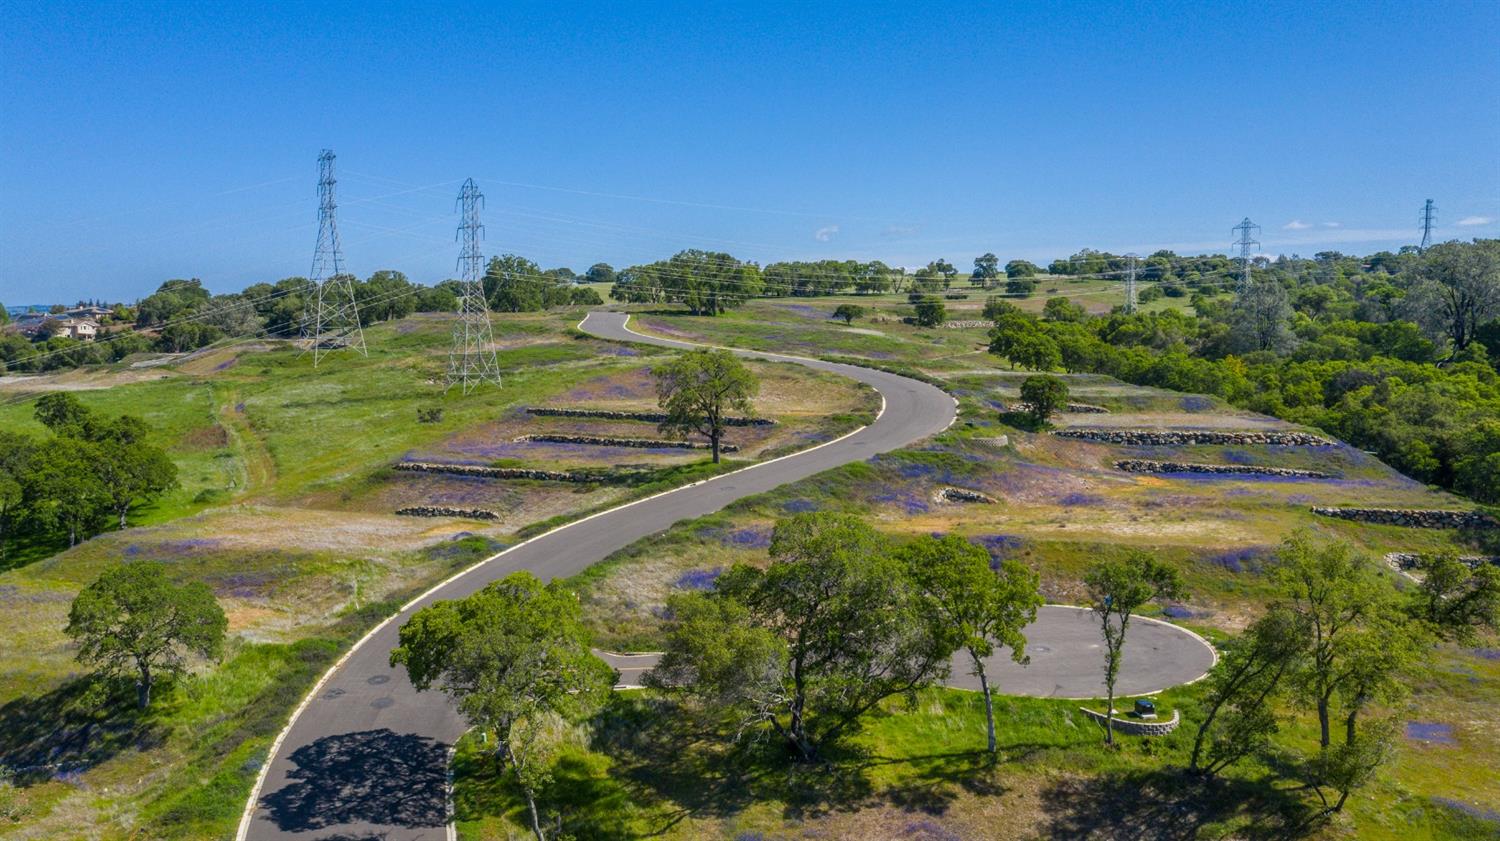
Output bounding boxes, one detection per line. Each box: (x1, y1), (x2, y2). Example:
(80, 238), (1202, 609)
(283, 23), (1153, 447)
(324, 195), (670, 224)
(323, 687), (345, 699)
(367, 675), (391, 685)
(370, 697), (395, 710)
(1030, 645), (1054, 654)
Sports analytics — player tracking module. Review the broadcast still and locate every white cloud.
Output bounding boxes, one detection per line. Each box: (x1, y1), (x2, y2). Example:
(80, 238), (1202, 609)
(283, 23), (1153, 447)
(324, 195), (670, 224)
(814, 225), (839, 242)
(881, 224), (919, 239)
(1458, 216), (1494, 226)
(1283, 220), (1312, 230)
(1321, 221), (1341, 228)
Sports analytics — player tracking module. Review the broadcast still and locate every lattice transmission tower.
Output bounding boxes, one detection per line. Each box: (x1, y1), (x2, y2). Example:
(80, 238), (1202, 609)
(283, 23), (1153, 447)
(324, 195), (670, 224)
(1419, 199), (1437, 252)
(302, 149), (366, 365)
(1232, 217), (1261, 294)
(446, 179), (501, 393)
(1124, 253), (1139, 314)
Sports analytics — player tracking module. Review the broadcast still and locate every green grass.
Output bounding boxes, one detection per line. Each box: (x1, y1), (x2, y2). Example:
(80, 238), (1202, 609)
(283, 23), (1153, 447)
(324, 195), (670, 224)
(0, 306), (889, 839)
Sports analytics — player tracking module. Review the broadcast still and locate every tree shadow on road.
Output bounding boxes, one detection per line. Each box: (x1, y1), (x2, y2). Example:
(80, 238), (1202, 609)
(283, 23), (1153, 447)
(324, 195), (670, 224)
(259, 728), (448, 833)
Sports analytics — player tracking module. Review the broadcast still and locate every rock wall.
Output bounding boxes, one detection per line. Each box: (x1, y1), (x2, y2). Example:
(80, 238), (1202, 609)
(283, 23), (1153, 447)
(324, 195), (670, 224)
(1115, 459), (1335, 479)
(526, 407), (773, 426)
(1385, 552), (1500, 570)
(395, 506), (500, 521)
(942, 320), (990, 329)
(514, 434), (739, 453)
(1078, 707), (1180, 736)
(394, 462), (609, 483)
(1001, 402), (1110, 415)
(937, 487), (998, 504)
(1311, 507), (1497, 529)
(1056, 428), (1333, 446)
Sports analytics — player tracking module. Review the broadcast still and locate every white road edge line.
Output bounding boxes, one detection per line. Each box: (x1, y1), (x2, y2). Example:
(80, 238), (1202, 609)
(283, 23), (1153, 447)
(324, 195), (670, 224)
(235, 310), (917, 841)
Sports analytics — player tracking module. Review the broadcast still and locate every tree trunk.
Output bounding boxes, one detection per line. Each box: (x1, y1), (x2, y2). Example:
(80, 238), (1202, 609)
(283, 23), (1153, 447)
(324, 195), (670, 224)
(524, 787), (546, 841)
(137, 664), (152, 710)
(1344, 705), (1359, 745)
(118, 505), (129, 529)
(1317, 696), (1331, 749)
(1104, 678), (1115, 745)
(70, 525), (78, 547)
(976, 659), (997, 754)
(710, 431), (720, 464)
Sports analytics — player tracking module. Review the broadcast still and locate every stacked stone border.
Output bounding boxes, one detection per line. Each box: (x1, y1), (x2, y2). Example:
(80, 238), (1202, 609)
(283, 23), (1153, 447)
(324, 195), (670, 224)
(514, 433), (739, 453)
(936, 486), (998, 504)
(526, 407), (773, 427)
(1115, 459), (1335, 479)
(394, 461), (613, 483)
(1312, 507), (1497, 530)
(395, 506), (500, 521)
(1056, 428), (1333, 446)
(1385, 552), (1500, 570)
(1079, 707), (1180, 736)
(1000, 402), (1110, 415)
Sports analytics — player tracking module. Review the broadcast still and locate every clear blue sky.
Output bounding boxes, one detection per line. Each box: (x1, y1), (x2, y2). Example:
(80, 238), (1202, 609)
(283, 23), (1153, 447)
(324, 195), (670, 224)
(3, 0), (1497, 303)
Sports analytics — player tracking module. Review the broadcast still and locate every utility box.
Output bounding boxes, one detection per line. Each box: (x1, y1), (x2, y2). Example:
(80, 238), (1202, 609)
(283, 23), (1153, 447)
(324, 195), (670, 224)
(1134, 698), (1158, 719)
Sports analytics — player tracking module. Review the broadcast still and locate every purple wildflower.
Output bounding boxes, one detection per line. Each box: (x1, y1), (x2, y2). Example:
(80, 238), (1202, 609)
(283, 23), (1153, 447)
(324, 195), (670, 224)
(1405, 722), (1456, 744)
(674, 568), (723, 591)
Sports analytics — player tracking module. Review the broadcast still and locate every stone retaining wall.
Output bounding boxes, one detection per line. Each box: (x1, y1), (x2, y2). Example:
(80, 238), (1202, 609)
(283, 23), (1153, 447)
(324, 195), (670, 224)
(1078, 707), (1180, 736)
(1385, 552), (1500, 570)
(942, 320), (990, 329)
(937, 487), (998, 504)
(1001, 402), (1110, 415)
(394, 461), (610, 483)
(1311, 507), (1497, 529)
(396, 506), (500, 521)
(514, 434), (739, 453)
(526, 407), (773, 427)
(1056, 428), (1333, 446)
(1115, 459), (1335, 479)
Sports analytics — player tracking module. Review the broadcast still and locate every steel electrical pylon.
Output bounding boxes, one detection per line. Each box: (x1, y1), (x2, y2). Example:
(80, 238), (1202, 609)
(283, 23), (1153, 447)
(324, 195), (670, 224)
(1124, 253), (1139, 314)
(1419, 199), (1437, 252)
(303, 149), (366, 365)
(446, 178), (501, 393)
(1232, 217), (1261, 295)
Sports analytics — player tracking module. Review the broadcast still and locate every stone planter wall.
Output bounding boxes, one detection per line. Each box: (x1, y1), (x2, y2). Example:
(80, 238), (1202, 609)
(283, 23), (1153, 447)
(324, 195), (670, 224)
(396, 506), (500, 521)
(1000, 402), (1110, 415)
(526, 407), (773, 427)
(1311, 507), (1497, 529)
(1056, 428), (1333, 446)
(1385, 552), (1500, 570)
(937, 487), (998, 504)
(1079, 707), (1180, 736)
(1114, 459), (1335, 479)
(514, 434), (739, 453)
(393, 462), (609, 483)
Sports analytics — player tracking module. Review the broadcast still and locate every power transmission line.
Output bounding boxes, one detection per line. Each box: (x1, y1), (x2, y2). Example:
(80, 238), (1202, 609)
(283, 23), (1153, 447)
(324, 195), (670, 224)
(446, 179), (502, 394)
(1419, 199), (1437, 252)
(1231, 217), (1261, 294)
(302, 150), (367, 365)
(1124, 253), (1139, 314)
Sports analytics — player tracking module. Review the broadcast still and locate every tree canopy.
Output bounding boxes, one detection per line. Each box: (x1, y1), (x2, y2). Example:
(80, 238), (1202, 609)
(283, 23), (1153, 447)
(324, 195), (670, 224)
(66, 561), (226, 709)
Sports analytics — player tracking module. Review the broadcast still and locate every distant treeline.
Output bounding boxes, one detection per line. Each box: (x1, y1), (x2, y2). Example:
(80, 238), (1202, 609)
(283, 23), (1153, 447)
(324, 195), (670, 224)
(982, 239), (1500, 503)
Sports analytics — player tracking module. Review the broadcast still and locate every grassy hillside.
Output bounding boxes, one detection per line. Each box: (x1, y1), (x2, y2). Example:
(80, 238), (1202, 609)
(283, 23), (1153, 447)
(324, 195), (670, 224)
(0, 307), (879, 839)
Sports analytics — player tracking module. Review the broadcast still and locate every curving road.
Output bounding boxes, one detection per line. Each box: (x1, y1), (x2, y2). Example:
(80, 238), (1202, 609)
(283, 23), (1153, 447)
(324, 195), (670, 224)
(239, 311), (1212, 841)
(240, 311), (956, 840)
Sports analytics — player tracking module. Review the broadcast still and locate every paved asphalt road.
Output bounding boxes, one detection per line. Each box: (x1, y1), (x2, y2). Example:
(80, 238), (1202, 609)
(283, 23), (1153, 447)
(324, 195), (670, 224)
(241, 311), (1213, 840)
(602, 604), (1214, 699)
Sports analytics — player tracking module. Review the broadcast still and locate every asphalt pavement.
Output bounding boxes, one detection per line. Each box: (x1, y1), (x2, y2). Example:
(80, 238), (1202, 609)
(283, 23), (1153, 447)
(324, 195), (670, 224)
(240, 310), (957, 840)
(240, 311), (1213, 840)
